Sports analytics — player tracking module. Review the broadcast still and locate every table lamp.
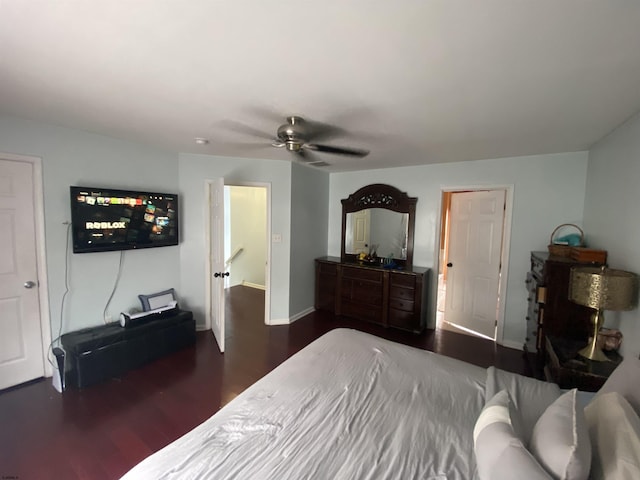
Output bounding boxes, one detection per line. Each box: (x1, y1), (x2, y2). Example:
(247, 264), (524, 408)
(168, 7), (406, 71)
(568, 266), (638, 362)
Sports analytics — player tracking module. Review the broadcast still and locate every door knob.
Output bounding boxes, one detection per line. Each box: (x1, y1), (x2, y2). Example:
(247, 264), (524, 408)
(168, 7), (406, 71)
(446, 262), (453, 268)
(214, 272), (230, 278)
(24, 280), (36, 289)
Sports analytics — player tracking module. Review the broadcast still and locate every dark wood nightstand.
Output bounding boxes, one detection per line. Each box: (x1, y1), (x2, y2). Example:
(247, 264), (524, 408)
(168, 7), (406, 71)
(545, 336), (622, 392)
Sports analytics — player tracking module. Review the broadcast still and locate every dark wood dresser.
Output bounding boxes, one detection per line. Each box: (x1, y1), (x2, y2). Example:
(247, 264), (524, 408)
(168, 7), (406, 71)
(315, 256), (429, 333)
(525, 251), (605, 356)
(525, 251), (612, 384)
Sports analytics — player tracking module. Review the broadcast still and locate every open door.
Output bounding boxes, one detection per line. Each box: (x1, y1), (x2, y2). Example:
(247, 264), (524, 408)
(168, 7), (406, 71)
(444, 189), (506, 339)
(208, 178), (226, 353)
(0, 158), (46, 389)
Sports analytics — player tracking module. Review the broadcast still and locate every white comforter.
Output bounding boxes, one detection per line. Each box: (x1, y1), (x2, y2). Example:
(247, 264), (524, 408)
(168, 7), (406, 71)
(121, 328), (551, 480)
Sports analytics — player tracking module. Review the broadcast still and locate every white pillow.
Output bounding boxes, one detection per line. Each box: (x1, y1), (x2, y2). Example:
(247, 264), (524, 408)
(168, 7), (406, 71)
(486, 366), (561, 442)
(585, 392), (640, 480)
(530, 389), (591, 480)
(474, 390), (552, 480)
(597, 356), (640, 416)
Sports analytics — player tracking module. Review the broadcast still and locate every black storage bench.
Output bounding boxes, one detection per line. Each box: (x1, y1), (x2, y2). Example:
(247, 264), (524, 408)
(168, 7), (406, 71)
(61, 310), (195, 388)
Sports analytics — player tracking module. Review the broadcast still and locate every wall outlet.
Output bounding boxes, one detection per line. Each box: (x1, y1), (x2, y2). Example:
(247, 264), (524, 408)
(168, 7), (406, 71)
(272, 233), (282, 243)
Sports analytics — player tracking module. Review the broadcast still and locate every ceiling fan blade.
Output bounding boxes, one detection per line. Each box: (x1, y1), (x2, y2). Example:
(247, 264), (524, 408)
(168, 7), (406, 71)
(218, 119), (276, 141)
(296, 148), (313, 162)
(305, 144), (370, 157)
(325, 107), (376, 126)
(295, 149), (331, 167)
(247, 106), (287, 124)
(216, 141), (273, 150)
(305, 121), (347, 142)
(307, 160), (331, 167)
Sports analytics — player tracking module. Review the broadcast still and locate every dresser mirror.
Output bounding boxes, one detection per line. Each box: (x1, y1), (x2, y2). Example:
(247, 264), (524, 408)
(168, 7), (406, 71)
(341, 184), (417, 268)
(345, 209), (409, 259)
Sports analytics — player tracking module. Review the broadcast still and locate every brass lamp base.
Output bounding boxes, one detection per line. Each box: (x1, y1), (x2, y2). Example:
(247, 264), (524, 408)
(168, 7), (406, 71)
(578, 342), (610, 362)
(577, 308), (610, 362)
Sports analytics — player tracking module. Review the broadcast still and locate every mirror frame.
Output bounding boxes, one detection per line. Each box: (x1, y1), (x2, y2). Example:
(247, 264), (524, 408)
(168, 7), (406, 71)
(341, 183), (417, 268)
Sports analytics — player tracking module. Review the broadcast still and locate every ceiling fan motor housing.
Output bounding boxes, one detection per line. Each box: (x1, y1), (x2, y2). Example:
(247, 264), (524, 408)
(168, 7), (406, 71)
(277, 116), (308, 151)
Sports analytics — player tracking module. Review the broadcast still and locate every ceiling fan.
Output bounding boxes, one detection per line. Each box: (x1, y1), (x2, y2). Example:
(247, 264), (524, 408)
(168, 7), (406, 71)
(223, 115), (370, 165)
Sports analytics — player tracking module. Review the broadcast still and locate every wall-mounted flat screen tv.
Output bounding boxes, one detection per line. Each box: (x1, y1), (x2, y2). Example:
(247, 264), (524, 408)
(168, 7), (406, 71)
(70, 186), (179, 253)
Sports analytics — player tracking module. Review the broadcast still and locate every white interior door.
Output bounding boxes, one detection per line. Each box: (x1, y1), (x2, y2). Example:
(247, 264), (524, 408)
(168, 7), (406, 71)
(209, 178), (226, 353)
(351, 209), (371, 254)
(0, 158), (45, 389)
(444, 190), (506, 339)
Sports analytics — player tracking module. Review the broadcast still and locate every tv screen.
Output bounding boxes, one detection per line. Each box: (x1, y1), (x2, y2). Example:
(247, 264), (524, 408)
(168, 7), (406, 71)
(70, 186), (179, 253)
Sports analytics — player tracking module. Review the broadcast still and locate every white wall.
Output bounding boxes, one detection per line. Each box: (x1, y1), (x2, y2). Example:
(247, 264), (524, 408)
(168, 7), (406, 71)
(329, 152), (589, 347)
(0, 114), (180, 335)
(583, 111), (640, 358)
(289, 162), (330, 318)
(178, 153), (292, 326)
(228, 185), (267, 287)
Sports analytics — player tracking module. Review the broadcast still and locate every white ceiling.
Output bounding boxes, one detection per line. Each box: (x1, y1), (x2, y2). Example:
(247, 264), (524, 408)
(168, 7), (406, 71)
(1, 1), (640, 172)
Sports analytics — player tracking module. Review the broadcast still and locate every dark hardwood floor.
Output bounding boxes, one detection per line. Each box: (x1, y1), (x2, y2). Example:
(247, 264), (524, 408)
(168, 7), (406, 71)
(0, 286), (532, 479)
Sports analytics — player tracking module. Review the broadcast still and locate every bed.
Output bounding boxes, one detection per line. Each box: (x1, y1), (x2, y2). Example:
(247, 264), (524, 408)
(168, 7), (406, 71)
(121, 329), (640, 480)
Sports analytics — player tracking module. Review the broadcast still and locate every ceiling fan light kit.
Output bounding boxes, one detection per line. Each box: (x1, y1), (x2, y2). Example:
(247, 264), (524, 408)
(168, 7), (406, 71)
(285, 142), (303, 152)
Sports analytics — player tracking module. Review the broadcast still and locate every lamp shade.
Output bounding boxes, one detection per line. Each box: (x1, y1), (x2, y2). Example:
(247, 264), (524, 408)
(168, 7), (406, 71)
(569, 267), (639, 311)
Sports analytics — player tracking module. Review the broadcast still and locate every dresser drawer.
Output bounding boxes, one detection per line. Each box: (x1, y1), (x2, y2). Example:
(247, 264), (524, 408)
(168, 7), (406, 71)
(531, 254), (545, 280)
(390, 272), (416, 288)
(388, 308), (418, 330)
(390, 285), (414, 301)
(317, 281), (336, 300)
(342, 266), (384, 284)
(317, 261), (338, 276)
(389, 297), (414, 312)
(525, 272), (536, 296)
(341, 279), (384, 306)
(342, 301), (384, 324)
(526, 309), (538, 333)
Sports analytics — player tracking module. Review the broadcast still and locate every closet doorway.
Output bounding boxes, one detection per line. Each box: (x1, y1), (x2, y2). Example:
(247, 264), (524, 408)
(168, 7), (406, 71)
(436, 187), (512, 342)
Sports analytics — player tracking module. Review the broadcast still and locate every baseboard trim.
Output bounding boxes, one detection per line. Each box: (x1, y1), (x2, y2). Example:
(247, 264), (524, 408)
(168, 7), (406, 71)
(269, 317), (290, 326)
(241, 281), (266, 291)
(289, 307), (315, 324)
(269, 307), (316, 326)
(499, 339), (524, 351)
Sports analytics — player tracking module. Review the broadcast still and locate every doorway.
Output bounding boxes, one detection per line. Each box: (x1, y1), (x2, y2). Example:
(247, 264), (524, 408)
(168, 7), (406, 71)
(436, 187), (512, 342)
(0, 153), (52, 390)
(206, 180), (271, 353)
(224, 185), (269, 337)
